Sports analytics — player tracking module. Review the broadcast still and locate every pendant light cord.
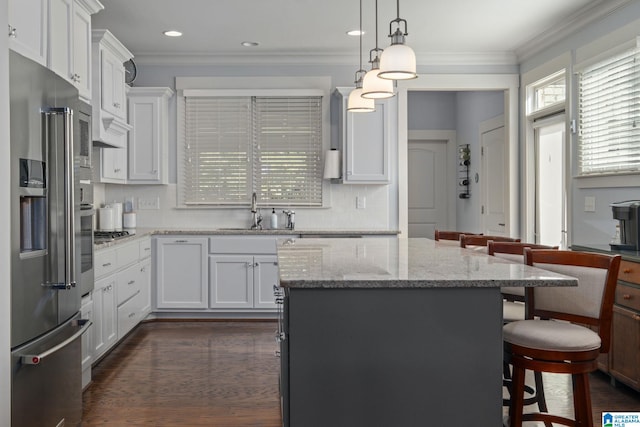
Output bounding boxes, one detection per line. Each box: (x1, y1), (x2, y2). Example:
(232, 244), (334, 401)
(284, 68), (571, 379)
(375, 0), (379, 49)
(359, 0), (363, 71)
(396, 0), (400, 19)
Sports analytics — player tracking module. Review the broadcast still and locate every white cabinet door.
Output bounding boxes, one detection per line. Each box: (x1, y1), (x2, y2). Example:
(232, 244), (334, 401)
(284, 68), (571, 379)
(254, 255), (279, 309)
(127, 88), (173, 184)
(209, 255), (254, 308)
(99, 147), (127, 183)
(155, 237), (209, 309)
(93, 276), (117, 360)
(334, 88), (394, 184)
(100, 48), (126, 120)
(8, 0), (48, 65)
(72, 2), (93, 100)
(80, 295), (94, 389)
(138, 258), (152, 316)
(47, 0), (73, 82)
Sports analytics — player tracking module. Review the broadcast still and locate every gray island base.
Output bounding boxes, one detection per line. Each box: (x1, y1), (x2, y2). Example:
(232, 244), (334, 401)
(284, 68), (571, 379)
(276, 238), (577, 427)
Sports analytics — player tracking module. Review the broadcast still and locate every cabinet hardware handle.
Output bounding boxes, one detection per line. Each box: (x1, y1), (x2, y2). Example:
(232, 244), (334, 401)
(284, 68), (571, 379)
(103, 262), (112, 267)
(144, 247), (151, 251)
(113, 102), (121, 108)
(255, 262), (260, 267)
(247, 262), (254, 268)
(129, 313), (136, 318)
(623, 294), (632, 300)
(275, 331), (286, 343)
(174, 240), (188, 243)
(114, 168), (121, 173)
(141, 267), (146, 272)
(273, 261), (279, 266)
(8, 25), (16, 38)
(128, 280), (135, 285)
(498, 223), (505, 226)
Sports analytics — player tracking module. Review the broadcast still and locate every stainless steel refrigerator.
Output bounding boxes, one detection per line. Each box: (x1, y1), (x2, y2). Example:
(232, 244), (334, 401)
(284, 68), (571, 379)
(9, 50), (92, 427)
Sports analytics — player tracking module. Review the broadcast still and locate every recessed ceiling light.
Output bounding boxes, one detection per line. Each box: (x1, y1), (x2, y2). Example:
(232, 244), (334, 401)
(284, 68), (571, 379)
(163, 30), (183, 37)
(347, 30), (365, 36)
(241, 41), (260, 47)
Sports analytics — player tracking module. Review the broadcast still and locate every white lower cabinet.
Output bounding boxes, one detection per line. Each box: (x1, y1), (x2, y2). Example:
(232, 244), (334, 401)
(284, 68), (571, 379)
(93, 275), (117, 360)
(155, 237), (209, 309)
(209, 255), (254, 308)
(80, 294), (94, 390)
(254, 255), (280, 309)
(92, 236), (151, 364)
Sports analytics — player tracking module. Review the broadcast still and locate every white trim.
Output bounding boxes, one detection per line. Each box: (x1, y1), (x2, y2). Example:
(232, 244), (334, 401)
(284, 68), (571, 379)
(182, 89), (325, 98)
(176, 76), (332, 91)
(479, 115), (507, 236)
(407, 130), (458, 232)
(396, 74), (520, 238)
(575, 18), (640, 66)
(574, 173), (640, 188)
(575, 36), (640, 72)
(516, 0), (633, 63)
(521, 53), (571, 245)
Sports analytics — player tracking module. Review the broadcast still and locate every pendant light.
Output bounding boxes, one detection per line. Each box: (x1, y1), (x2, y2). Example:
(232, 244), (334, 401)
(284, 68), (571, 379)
(348, 0), (375, 112)
(378, 0), (417, 80)
(361, 0), (395, 99)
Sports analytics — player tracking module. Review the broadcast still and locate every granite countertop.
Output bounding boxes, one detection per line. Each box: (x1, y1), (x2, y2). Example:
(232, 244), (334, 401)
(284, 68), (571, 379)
(277, 237), (578, 289)
(94, 228), (400, 249)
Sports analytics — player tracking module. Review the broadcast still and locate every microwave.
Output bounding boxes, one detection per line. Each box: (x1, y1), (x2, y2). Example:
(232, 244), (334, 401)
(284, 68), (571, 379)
(76, 102), (92, 169)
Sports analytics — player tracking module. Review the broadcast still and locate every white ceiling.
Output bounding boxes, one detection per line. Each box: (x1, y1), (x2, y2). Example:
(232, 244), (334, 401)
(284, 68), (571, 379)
(91, 0), (611, 64)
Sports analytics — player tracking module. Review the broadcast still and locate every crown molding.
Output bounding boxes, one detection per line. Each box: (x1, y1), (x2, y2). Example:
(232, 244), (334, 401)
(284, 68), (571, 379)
(516, 0), (633, 63)
(134, 50), (518, 67)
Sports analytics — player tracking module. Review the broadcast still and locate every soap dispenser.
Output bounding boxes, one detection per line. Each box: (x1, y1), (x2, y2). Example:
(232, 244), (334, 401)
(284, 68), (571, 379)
(270, 208), (278, 229)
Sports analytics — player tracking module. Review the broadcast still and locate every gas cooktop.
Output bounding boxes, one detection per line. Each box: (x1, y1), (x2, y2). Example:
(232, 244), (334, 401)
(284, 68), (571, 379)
(94, 230), (130, 243)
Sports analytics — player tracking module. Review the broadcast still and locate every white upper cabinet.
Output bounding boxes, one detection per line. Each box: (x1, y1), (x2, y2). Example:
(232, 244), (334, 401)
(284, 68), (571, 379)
(127, 87), (174, 184)
(8, 0), (48, 66)
(48, 0), (103, 102)
(91, 29), (133, 147)
(333, 87), (395, 184)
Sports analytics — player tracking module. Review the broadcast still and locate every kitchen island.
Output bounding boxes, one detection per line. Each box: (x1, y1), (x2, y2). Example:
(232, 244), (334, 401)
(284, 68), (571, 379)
(276, 237), (577, 427)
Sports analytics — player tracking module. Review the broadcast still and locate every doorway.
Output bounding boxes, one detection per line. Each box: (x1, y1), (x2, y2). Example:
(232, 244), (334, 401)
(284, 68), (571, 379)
(534, 115), (566, 248)
(407, 139), (449, 237)
(480, 116), (507, 236)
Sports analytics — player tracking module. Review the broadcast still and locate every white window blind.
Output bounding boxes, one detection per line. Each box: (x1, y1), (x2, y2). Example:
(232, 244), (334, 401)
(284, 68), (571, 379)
(578, 47), (640, 175)
(253, 97), (323, 206)
(182, 95), (323, 206)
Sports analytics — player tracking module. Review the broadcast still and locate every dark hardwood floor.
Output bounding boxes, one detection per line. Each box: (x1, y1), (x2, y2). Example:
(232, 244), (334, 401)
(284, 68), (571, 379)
(82, 321), (640, 426)
(82, 321), (282, 426)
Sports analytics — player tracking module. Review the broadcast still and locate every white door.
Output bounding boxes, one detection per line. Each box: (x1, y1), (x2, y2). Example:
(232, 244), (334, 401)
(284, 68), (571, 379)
(534, 117), (566, 248)
(481, 119), (508, 236)
(407, 140), (448, 238)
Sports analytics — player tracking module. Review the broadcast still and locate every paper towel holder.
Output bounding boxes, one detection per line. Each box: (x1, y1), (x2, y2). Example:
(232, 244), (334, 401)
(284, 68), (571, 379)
(323, 148), (342, 181)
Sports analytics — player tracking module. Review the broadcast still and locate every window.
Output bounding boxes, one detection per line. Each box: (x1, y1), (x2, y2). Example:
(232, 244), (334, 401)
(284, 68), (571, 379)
(578, 46), (640, 175)
(180, 94), (323, 206)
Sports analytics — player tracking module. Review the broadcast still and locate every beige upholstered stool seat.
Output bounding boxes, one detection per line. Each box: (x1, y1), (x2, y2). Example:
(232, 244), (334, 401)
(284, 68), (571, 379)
(504, 319), (601, 352)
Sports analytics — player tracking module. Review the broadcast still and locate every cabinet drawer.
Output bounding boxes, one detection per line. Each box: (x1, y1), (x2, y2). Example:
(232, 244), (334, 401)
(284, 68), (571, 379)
(209, 236), (279, 254)
(139, 238), (152, 259)
(117, 291), (141, 339)
(95, 249), (117, 278)
(618, 260), (640, 285)
(117, 241), (140, 269)
(616, 282), (640, 312)
(117, 264), (141, 306)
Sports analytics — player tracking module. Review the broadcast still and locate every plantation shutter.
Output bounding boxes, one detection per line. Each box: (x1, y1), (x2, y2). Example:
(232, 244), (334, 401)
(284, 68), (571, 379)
(183, 96), (252, 204)
(578, 47), (640, 175)
(253, 96), (323, 206)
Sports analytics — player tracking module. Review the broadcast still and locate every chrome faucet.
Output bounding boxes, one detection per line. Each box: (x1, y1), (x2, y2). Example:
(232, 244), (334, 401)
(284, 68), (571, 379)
(282, 210), (295, 230)
(251, 192), (262, 230)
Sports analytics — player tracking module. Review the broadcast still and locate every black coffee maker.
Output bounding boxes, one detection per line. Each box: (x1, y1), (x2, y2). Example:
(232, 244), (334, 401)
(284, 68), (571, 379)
(611, 200), (640, 251)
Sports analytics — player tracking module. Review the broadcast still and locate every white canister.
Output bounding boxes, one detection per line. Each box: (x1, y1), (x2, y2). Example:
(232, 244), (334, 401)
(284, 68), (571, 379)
(107, 202), (123, 231)
(98, 207), (115, 231)
(123, 211), (137, 231)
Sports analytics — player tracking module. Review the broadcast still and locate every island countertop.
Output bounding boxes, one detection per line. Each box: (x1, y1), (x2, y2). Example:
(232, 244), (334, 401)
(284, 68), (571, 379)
(277, 237), (578, 289)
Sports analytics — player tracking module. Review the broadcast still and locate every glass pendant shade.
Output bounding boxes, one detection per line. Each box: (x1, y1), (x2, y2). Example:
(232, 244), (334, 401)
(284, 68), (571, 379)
(347, 87), (375, 112)
(378, 42), (417, 80)
(362, 67), (395, 99)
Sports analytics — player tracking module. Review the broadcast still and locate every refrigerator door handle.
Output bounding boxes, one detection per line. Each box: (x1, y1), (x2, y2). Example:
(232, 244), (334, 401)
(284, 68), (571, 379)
(21, 319), (91, 365)
(42, 107), (76, 290)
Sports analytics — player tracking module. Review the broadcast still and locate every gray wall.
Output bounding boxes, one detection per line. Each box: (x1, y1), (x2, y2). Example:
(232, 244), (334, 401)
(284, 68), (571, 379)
(406, 90), (505, 233)
(520, 1), (640, 245)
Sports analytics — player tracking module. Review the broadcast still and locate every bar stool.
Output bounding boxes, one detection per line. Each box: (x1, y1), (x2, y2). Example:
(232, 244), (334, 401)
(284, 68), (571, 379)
(459, 234), (520, 251)
(504, 249), (621, 427)
(433, 230), (479, 245)
(487, 241), (558, 416)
